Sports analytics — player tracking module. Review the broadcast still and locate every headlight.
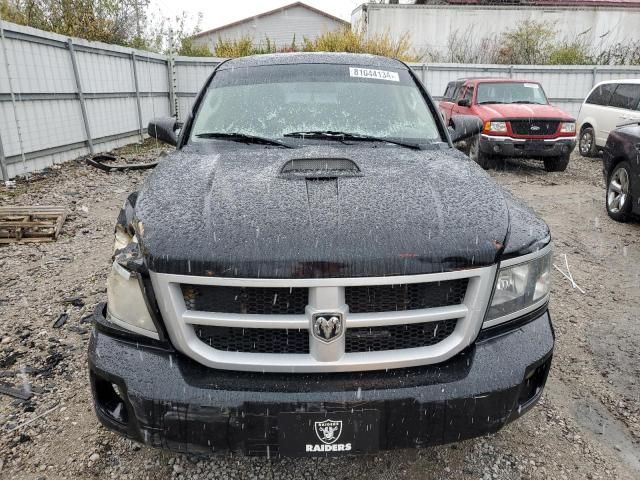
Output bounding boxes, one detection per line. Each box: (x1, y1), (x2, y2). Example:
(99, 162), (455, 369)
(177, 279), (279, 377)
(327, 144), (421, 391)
(560, 122), (576, 133)
(106, 230), (158, 339)
(114, 224), (136, 252)
(484, 121), (508, 133)
(485, 248), (552, 326)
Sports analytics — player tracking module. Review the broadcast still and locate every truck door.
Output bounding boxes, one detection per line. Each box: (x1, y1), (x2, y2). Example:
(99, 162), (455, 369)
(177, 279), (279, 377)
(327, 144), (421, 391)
(452, 85), (474, 118)
(439, 81), (463, 124)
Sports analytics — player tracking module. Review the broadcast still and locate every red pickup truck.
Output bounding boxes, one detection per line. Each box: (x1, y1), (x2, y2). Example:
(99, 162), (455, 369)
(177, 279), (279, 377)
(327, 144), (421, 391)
(439, 78), (576, 171)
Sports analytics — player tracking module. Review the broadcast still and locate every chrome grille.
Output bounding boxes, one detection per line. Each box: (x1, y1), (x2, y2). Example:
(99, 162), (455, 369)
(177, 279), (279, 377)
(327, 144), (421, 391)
(345, 319), (458, 353)
(345, 280), (468, 313)
(182, 285), (307, 315)
(150, 267), (496, 373)
(195, 325), (309, 354)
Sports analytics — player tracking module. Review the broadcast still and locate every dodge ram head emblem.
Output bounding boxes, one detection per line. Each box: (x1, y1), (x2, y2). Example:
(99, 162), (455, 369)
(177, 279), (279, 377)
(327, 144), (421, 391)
(314, 420), (342, 444)
(312, 313), (343, 342)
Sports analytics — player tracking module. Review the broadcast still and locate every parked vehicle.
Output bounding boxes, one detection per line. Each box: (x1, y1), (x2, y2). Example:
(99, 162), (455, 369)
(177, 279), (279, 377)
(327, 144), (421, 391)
(602, 122), (640, 222)
(577, 80), (640, 158)
(89, 53), (554, 457)
(440, 78), (576, 171)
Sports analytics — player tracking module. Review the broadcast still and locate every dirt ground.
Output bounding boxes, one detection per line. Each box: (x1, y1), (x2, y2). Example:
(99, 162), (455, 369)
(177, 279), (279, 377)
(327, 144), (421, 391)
(0, 145), (639, 480)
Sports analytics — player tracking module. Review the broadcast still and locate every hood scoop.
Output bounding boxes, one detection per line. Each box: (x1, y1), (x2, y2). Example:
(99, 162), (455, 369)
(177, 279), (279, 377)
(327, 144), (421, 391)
(280, 158), (361, 179)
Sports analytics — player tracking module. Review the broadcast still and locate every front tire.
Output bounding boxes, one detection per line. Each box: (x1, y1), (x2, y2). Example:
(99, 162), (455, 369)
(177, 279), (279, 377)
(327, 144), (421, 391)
(469, 135), (497, 169)
(606, 162), (633, 222)
(579, 127), (598, 158)
(544, 154), (570, 172)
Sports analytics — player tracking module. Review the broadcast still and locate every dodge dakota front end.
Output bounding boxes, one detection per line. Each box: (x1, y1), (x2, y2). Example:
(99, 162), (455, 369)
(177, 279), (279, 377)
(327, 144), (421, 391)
(88, 53), (554, 456)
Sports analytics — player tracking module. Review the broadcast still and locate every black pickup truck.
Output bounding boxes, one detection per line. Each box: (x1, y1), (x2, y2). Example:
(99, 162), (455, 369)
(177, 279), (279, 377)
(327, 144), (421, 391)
(88, 53), (554, 456)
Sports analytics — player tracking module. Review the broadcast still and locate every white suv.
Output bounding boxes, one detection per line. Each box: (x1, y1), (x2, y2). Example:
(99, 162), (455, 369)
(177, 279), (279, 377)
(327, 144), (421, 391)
(577, 80), (640, 157)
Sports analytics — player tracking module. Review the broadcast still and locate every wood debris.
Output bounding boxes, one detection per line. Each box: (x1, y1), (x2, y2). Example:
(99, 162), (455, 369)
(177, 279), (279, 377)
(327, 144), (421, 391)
(0, 206), (67, 244)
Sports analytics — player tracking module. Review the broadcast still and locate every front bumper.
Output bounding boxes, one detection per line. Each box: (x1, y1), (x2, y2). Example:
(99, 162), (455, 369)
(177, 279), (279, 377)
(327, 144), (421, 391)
(480, 134), (576, 158)
(88, 308), (554, 456)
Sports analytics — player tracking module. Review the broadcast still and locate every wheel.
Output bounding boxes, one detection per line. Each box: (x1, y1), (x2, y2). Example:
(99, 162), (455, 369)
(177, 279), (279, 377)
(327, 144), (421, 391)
(606, 162), (633, 222)
(578, 126), (598, 158)
(468, 135), (497, 169)
(543, 154), (570, 172)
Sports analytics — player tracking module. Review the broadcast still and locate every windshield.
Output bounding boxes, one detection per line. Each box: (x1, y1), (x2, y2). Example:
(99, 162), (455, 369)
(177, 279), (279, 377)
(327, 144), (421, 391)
(190, 64), (441, 144)
(476, 82), (548, 105)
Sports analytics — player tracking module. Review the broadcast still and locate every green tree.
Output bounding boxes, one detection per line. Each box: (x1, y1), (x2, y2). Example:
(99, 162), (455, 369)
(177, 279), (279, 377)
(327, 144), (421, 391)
(497, 20), (555, 65)
(1, 0), (151, 47)
(549, 43), (592, 65)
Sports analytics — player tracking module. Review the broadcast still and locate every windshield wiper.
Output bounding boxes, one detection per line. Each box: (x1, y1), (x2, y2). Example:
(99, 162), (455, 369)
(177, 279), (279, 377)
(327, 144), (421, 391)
(195, 132), (293, 148)
(511, 100), (546, 104)
(283, 130), (423, 150)
(477, 101), (505, 105)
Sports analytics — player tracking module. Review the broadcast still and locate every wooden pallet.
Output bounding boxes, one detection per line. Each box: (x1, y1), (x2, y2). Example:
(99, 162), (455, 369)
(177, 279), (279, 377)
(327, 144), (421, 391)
(0, 206), (67, 244)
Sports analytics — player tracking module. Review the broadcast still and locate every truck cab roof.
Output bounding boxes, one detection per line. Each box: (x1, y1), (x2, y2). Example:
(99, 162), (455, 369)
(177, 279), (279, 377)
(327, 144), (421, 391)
(217, 52), (409, 70)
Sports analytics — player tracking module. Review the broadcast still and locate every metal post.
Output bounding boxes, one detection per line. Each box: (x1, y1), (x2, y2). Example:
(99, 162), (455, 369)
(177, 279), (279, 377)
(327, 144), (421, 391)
(0, 21), (27, 175)
(131, 52), (145, 143)
(0, 131), (8, 182)
(67, 39), (94, 155)
(167, 27), (178, 119)
(509, 65), (514, 78)
(592, 65), (598, 88)
(167, 56), (178, 118)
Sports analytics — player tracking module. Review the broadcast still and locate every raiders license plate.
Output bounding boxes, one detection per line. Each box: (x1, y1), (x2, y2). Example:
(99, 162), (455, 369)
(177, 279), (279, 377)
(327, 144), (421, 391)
(278, 410), (380, 456)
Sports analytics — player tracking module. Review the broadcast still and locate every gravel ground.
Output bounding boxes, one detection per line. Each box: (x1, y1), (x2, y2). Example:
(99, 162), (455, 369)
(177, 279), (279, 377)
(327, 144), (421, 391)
(0, 145), (639, 480)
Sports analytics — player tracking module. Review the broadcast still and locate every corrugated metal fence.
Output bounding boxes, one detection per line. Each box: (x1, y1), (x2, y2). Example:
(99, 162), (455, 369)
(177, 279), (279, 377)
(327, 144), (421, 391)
(2, 20), (640, 180)
(0, 22), (179, 180)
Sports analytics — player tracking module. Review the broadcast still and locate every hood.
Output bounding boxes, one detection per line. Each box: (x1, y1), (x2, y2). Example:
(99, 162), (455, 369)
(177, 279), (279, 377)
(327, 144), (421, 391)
(476, 103), (574, 121)
(135, 145), (546, 278)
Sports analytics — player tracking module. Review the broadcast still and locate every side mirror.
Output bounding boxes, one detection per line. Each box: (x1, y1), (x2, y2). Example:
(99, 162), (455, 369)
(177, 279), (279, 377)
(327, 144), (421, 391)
(457, 98), (471, 107)
(448, 115), (483, 143)
(148, 117), (180, 146)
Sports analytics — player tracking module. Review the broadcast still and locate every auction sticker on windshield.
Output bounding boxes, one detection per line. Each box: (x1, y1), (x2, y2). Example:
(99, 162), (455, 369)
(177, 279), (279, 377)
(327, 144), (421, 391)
(349, 67), (399, 82)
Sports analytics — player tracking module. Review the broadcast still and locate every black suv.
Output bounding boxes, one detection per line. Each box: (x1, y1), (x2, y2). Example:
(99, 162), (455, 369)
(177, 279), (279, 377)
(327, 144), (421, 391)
(88, 53), (554, 456)
(603, 122), (640, 222)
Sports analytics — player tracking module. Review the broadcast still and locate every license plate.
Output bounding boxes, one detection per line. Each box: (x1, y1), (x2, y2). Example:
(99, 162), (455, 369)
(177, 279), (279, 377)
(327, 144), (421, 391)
(525, 140), (546, 151)
(278, 410), (380, 456)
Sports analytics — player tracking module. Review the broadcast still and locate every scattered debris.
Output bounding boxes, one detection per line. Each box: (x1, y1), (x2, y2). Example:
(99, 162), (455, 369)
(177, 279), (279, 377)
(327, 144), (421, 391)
(0, 381), (32, 401)
(553, 254), (586, 294)
(51, 313), (68, 329)
(0, 351), (25, 369)
(0, 367), (38, 378)
(62, 296), (84, 308)
(86, 153), (158, 172)
(5, 403), (59, 433)
(66, 326), (88, 335)
(0, 206), (67, 244)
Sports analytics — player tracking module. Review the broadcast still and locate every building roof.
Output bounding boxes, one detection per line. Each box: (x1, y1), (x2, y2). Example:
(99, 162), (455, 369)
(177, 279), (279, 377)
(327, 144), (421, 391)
(193, 2), (350, 39)
(217, 52), (406, 70)
(444, 0), (640, 7)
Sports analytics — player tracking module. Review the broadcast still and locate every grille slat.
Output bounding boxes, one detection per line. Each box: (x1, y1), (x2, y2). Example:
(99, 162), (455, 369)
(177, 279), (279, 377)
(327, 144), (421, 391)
(510, 120), (559, 136)
(195, 326), (309, 354)
(345, 319), (458, 353)
(182, 285), (308, 315)
(345, 280), (467, 313)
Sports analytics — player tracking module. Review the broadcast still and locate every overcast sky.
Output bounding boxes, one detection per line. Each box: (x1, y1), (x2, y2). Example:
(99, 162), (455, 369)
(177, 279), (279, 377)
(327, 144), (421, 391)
(150, 1), (366, 32)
